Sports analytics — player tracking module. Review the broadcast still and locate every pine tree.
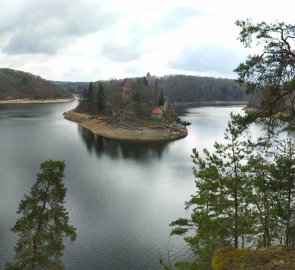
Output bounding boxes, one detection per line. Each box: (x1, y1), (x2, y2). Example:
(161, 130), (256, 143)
(86, 82), (97, 112)
(96, 83), (105, 113)
(170, 114), (251, 269)
(271, 138), (295, 246)
(158, 89), (165, 106)
(5, 160), (77, 270)
(86, 82), (94, 105)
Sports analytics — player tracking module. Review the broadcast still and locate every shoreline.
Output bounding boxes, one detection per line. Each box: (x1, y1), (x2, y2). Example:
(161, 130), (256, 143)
(63, 111), (188, 142)
(0, 98), (75, 104)
(173, 100), (248, 108)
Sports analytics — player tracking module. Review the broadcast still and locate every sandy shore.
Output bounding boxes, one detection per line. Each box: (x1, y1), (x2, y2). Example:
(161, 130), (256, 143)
(0, 98), (75, 104)
(63, 111), (188, 141)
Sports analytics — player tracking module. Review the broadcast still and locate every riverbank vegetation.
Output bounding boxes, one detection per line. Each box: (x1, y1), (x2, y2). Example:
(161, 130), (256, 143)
(165, 20), (295, 270)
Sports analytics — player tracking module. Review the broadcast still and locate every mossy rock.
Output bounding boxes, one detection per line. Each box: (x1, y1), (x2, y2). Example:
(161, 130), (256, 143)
(212, 246), (295, 270)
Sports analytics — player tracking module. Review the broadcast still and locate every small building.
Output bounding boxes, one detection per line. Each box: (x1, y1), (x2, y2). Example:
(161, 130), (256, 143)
(122, 79), (132, 101)
(151, 107), (164, 119)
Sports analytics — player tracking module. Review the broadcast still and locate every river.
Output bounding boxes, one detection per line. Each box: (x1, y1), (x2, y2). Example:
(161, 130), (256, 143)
(0, 101), (244, 269)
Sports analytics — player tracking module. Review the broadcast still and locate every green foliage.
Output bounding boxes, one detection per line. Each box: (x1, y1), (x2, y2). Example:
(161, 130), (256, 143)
(169, 114), (250, 269)
(235, 19), (295, 122)
(169, 112), (295, 269)
(86, 82), (96, 112)
(270, 138), (295, 246)
(5, 160), (77, 270)
(158, 89), (165, 105)
(96, 83), (105, 113)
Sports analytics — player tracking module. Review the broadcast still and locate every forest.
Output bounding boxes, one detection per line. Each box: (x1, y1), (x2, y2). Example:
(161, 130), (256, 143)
(0, 68), (71, 100)
(57, 75), (246, 105)
(158, 75), (246, 103)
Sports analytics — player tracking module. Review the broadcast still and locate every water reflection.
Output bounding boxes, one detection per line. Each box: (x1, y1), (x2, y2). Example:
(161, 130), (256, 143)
(78, 126), (170, 161)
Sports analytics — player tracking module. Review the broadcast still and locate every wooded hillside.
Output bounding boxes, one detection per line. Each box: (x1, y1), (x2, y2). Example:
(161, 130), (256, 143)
(0, 68), (71, 100)
(158, 75), (246, 102)
(52, 81), (89, 94)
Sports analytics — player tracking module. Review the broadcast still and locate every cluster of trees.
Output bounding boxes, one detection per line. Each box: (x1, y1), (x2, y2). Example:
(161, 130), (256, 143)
(0, 68), (71, 100)
(169, 115), (295, 269)
(166, 20), (295, 270)
(76, 77), (165, 118)
(77, 82), (106, 113)
(63, 75), (246, 107)
(5, 160), (76, 270)
(158, 75), (246, 103)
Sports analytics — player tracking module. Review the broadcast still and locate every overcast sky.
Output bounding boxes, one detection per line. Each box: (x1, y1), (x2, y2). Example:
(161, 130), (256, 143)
(0, 0), (294, 81)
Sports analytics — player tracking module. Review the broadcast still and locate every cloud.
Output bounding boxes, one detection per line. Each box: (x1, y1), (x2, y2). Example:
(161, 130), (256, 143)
(151, 6), (204, 34)
(1, 0), (287, 81)
(0, 0), (119, 54)
(101, 43), (143, 62)
(100, 21), (146, 62)
(169, 45), (246, 75)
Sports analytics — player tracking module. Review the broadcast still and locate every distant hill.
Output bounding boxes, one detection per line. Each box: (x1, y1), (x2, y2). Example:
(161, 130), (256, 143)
(158, 75), (246, 103)
(52, 81), (89, 94)
(0, 68), (71, 100)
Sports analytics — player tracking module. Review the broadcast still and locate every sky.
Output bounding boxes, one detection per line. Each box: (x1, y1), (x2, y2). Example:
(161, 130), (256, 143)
(0, 0), (294, 82)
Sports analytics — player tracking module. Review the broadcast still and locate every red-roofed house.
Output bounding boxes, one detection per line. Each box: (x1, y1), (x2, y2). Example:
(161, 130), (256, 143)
(151, 107), (164, 119)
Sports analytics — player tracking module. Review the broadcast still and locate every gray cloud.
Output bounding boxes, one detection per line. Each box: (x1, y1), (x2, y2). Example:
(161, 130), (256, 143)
(152, 6), (203, 34)
(170, 45), (244, 74)
(101, 43), (143, 62)
(101, 23), (145, 62)
(0, 0), (119, 54)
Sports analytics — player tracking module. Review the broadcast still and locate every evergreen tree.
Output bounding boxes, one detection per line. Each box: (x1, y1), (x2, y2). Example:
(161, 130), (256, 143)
(271, 138), (295, 246)
(6, 160), (77, 270)
(86, 82), (94, 104)
(168, 122), (295, 269)
(158, 89), (165, 106)
(96, 83), (105, 113)
(235, 20), (295, 127)
(170, 114), (251, 269)
(143, 76), (148, 86)
(86, 82), (97, 112)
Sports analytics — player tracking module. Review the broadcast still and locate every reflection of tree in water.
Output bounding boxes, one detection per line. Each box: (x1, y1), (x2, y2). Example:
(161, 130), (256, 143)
(78, 126), (170, 162)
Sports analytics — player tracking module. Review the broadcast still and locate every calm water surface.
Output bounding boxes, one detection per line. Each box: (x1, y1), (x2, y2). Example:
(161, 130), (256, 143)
(0, 102), (244, 269)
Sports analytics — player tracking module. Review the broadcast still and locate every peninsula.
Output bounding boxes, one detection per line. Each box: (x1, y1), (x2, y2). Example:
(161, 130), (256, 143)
(64, 73), (188, 141)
